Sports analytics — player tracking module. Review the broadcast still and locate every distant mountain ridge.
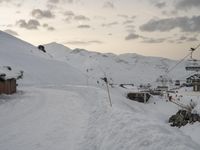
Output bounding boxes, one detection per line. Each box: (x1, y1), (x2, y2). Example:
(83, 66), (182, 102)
(44, 42), (189, 85)
(0, 30), (190, 86)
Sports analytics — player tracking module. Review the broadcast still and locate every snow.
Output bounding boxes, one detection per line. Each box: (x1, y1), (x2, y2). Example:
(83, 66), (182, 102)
(0, 66), (21, 80)
(0, 31), (87, 85)
(1, 31), (200, 150)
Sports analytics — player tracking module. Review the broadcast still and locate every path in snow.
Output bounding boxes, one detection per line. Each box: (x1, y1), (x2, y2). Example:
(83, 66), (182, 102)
(0, 85), (200, 150)
(0, 86), (89, 150)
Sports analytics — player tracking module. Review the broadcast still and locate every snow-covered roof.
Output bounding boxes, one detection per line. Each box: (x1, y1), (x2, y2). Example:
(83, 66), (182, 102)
(0, 66), (21, 80)
(187, 74), (200, 80)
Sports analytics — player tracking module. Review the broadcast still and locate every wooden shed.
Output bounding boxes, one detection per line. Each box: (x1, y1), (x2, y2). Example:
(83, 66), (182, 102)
(0, 76), (16, 95)
(0, 66), (21, 95)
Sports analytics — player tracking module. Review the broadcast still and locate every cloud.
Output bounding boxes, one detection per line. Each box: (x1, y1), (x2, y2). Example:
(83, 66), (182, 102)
(176, 0), (200, 10)
(65, 40), (103, 45)
(77, 25), (90, 28)
(103, 1), (114, 9)
(124, 32), (167, 43)
(63, 11), (75, 22)
(125, 33), (140, 40)
(42, 23), (55, 31)
(0, 0), (11, 3)
(125, 25), (135, 33)
(48, 0), (59, 3)
(47, 27), (55, 31)
(175, 35), (198, 43)
(162, 10), (178, 16)
(123, 20), (134, 24)
(31, 9), (55, 19)
(154, 2), (166, 9)
(16, 19), (40, 30)
(74, 15), (90, 21)
(102, 21), (118, 27)
(117, 14), (129, 19)
(141, 37), (166, 43)
(64, 0), (74, 3)
(187, 37), (198, 42)
(63, 12), (90, 23)
(4, 29), (19, 36)
(48, 0), (74, 4)
(140, 16), (200, 32)
(64, 10), (75, 16)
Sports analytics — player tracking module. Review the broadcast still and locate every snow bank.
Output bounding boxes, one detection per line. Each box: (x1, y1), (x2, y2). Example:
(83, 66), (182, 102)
(81, 105), (199, 150)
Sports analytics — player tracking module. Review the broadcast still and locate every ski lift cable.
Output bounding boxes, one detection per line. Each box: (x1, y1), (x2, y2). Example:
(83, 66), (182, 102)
(166, 53), (190, 73)
(166, 43), (200, 74)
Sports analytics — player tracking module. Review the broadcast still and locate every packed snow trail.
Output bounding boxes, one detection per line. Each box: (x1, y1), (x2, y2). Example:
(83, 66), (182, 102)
(0, 85), (200, 150)
(0, 86), (89, 150)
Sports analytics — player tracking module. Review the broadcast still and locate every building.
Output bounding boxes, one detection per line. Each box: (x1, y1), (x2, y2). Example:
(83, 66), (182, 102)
(127, 92), (151, 103)
(192, 79), (200, 92)
(0, 66), (22, 95)
(186, 74), (200, 92)
(0, 76), (16, 94)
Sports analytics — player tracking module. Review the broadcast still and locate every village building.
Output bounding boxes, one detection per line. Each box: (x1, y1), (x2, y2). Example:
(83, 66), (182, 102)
(186, 74), (200, 92)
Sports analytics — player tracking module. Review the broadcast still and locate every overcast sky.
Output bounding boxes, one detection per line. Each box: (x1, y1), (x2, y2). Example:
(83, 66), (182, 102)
(1, 0), (200, 59)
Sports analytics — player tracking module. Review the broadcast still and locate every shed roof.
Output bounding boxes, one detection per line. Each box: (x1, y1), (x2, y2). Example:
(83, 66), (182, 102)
(0, 66), (21, 81)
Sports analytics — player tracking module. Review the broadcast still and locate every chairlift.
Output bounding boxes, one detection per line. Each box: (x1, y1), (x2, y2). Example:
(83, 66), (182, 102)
(185, 47), (200, 72)
(156, 75), (173, 87)
(185, 60), (200, 71)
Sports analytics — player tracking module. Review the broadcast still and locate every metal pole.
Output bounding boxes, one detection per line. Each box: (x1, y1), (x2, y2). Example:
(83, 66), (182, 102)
(105, 81), (112, 107)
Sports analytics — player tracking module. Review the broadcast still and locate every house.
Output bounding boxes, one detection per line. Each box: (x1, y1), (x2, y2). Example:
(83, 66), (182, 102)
(186, 74), (200, 92)
(0, 66), (23, 95)
(192, 79), (200, 92)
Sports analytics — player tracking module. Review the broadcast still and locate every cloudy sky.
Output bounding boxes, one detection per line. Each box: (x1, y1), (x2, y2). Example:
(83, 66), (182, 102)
(1, 0), (200, 59)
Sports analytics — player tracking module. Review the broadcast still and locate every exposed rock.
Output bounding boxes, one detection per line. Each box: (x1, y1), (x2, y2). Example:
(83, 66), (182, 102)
(169, 109), (200, 127)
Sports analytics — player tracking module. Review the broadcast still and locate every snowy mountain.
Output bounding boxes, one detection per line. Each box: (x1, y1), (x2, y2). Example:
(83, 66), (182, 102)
(44, 42), (189, 86)
(0, 31), (200, 150)
(0, 31), (86, 85)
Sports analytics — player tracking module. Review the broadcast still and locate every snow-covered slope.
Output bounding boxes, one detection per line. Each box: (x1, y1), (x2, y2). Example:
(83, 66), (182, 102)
(1, 32), (200, 150)
(0, 31), (86, 85)
(45, 43), (188, 85)
(44, 42), (72, 60)
(1, 86), (200, 150)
